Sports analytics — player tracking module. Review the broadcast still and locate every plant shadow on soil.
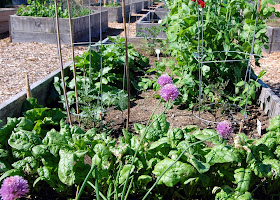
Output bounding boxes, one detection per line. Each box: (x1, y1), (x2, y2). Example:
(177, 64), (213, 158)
(100, 48), (271, 144)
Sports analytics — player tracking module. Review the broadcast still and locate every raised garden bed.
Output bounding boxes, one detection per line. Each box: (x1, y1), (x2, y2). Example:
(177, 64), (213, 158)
(136, 11), (168, 38)
(0, 8), (17, 34)
(10, 11), (108, 44)
(264, 25), (280, 53)
(90, 4), (130, 23)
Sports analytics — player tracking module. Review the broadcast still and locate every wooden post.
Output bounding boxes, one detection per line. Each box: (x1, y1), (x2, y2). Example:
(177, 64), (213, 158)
(25, 74), (32, 98)
(122, 0), (130, 130)
(66, 0), (80, 123)
(54, 0), (72, 125)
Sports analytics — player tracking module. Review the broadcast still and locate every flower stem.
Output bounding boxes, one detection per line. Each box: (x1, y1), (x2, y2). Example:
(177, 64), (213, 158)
(121, 100), (164, 200)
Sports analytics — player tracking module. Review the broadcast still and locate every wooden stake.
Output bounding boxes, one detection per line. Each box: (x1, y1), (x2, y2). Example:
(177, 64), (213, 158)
(258, 0), (262, 13)
(54, 0), (72, 125)
(122, 0), (130, 130)
(25, 74), (32, 98)
(239, 121), (243, 134)
(67, 0), (80, 124)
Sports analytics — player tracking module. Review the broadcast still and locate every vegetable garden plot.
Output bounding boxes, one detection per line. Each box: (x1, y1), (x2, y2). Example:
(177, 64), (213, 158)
(1, 0), (280, 199)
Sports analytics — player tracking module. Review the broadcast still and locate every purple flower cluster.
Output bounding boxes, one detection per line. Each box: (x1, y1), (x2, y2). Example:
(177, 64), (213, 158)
(157, 74), (173, 87)
(0, 176), (29, 200)
(216, 120), (232, 139)
(160, 84), (179, 102)
(157, 74), (179, 102)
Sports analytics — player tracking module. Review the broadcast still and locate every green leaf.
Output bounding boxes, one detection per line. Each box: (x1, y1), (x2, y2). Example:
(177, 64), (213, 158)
(138, 175), (152, 185)
(12, 156), (39, 174)
(193, 129), (220, 144)
(119, 165), (135, 184)
(58, 149), (75, 186)
(152, 158), (196, 187)
(8, 130), (41, 151)
(205, 144), (242, 165)
(234, 168), (252, 193)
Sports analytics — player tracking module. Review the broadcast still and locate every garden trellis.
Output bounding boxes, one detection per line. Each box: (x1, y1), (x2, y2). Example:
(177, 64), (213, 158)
(192, 0), (264, 128)
(51, 0), (131, 129)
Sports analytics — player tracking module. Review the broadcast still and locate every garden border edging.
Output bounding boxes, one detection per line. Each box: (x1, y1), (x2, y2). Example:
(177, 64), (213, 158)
(0, 62), (71, 127)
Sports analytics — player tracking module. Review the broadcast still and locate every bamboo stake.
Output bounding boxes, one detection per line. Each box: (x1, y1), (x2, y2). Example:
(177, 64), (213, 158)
(25, 74), (32, 98)
(54, 0), (72, 125)
(121, 0), (130, 130)
(66, 0), (80, 124)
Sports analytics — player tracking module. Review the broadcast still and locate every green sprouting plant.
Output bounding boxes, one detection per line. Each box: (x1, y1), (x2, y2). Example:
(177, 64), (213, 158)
(137, 26), (167, 56)
(104, 2), (121, 7)
(54, 36), (149, 125)
(148, 0), (280, 109)
(16, 0), (91, 18)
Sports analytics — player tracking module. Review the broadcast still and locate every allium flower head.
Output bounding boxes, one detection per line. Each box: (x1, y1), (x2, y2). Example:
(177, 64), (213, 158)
(217, 120), (232, 139)
(0, 176), (29, 200)
(157, 74), (173, 87)
(160, 84), (179, 102)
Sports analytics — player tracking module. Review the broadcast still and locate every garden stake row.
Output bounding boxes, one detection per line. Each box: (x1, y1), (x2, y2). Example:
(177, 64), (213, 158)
(67, 0), (80, 124)
(54, 0), (72, 125)
(122, 0), (131, 130)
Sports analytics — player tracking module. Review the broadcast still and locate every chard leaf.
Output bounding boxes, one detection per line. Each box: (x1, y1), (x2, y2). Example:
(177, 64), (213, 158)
(205, 144), (242, 165)
(234, 168), (252, 193)
(0, 118), (21, 145)
(0, 169), (23, 182)
(138, 175), (152, 184)
(15, 118), (34, 131)
(0, 161), (10, 173)
(42, 129), (68, 147)
(12, 156), (39, 174)
(167, 128), (184, 147)
(267, 115), (280, 132)
(8, 130), (41, 151)
(262, 159), (280, 178)
(119, 164), (135, 184)
(152, 158), (196, 187)
(193, 129), (221, 144)
(58, 149), (75, 186)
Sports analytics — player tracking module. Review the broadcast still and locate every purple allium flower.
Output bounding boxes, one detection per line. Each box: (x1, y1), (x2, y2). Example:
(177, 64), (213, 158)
(217, 120), (232, 139)
(157, 74), (173, 87)
(0, 176), (29, 200)
(160, 84), (179, 102)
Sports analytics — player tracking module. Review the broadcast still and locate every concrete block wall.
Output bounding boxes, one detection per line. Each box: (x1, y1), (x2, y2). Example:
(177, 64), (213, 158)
(10, 11), (108, 44)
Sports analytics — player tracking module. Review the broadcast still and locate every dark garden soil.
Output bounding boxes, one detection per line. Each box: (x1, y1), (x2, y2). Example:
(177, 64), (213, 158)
(103, 50), (271, 143)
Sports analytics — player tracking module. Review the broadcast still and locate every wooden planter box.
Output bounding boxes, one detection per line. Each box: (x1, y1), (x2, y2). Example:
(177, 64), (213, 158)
(0, 8), (17, 34)
(130, 0), (143, 14)
(136, 11), (168, 38)
(10, 11), (108, 44)
(264, 26), (280, 53)
(91, 4), (130, 22)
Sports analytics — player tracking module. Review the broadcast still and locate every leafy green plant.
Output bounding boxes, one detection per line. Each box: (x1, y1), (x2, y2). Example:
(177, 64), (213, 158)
(1, 97), (280, 199)
(137, 26), (167, 56)
(16, 0), (91, 18)
(149, 0), (280, 109)
(54, 36), (149, 124)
